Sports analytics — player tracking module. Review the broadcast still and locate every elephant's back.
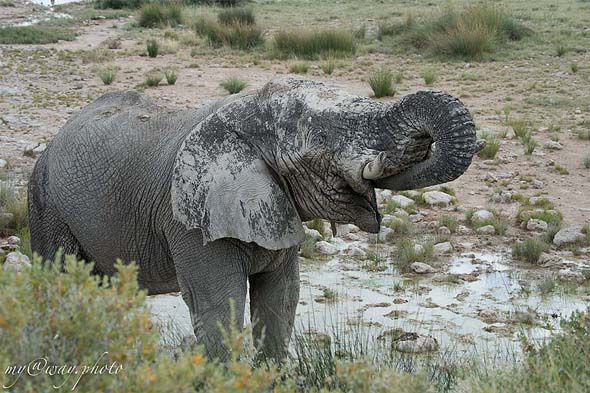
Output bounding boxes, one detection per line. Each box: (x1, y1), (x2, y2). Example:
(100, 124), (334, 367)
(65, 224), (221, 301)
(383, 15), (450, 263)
(41, 91), (203, 274)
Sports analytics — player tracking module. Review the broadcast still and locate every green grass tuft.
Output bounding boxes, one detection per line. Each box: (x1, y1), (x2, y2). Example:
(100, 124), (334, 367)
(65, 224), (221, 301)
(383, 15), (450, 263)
(138, 3), (183, 28)
(218, 7), (255, 26)
(97, 67), (116, 85)
(164, 69), (177, 85)
(272, 29), (355, 59)
(0, 26), (75, 45)
(220, 76), (247, 94)
(195, 17), (263, 50)
(289, 62), (309, 74)
(512, 238), (549, 264)
(368, 70), (396, 98)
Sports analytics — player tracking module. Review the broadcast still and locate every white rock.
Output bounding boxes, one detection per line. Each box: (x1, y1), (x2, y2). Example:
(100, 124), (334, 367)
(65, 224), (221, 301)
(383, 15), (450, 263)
(457, 225), (471, 235)
(423, 191), (454, 206)
(410, 262), (436, 274)
(315, 241), (338, 255)
(527, 219), (548, 232)
(553, 226), (586, 247)
(343, 233), (361, 241)
(437, 226), (451, 236)
(395, 335), (438, 353)
(485, 172), (498, 182)
(33, 143), (47, 154)
(533, 180), (544, 189)
(393, 209), (409, 218)
(433, 242), (453, 255)
(472, 210), (494, 223)
(544, 141), (563, 150)
(378, 227), (393, 242)
(3, 252), (31, 272)
(304, 227), (322, 239)
(558, 269), (584, 282)
(476, 225), (496, 235)
(409, 213), (424, 223)
(7, 236), (20, 246)
(539, 252), (563, 267)
(391, 195), (415, 208)
(335, 224), (353, 237)
(379, 190), (393, 202)
(0, 159), (7, 169)
(346, 246), (366, 258)
(414, 244), (424, 254)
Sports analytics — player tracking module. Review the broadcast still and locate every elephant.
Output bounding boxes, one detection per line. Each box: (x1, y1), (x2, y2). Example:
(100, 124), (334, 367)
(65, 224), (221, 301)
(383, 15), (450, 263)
(27, 76), (484, 362)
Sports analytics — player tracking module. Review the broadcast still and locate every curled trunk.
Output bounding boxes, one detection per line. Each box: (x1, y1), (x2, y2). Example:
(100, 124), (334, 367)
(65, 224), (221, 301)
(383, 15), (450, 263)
(374, 91), (479, 191)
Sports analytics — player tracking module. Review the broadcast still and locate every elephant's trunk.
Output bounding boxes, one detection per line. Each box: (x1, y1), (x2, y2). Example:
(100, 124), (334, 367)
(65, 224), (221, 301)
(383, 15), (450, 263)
(374, 91), (482, 191)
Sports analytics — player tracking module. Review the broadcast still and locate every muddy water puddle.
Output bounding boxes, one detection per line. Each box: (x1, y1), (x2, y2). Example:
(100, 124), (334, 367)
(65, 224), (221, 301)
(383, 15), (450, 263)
(147, 252), (588, 361)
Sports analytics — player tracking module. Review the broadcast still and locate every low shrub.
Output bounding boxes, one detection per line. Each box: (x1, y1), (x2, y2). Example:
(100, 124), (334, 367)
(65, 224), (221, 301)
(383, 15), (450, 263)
(95, 0), (144, 9)
(368, 70), (396, 98)
(97, 67), (116, 85)
(147, 39), (159, 57)
(321, 61), (335, 75)
(220, 76), (247, 94)
(138, 3), (183, 28)
(145, 73), (163, 87)
(421, 69), (436, 85)
(382, 4), (531, 59)
(438, 215), (459, 233)
(396, 239), (433, 272)
(0, 182), (27, 238)
(165, 69), (178, 85)
(478, 137), (501, 159)
(386, 217), (414, 237)
(0, 26), (75, 44)
(289, 62), (309, 74)
(194, 17), (263, 50)
(272, 29), (355, 59)
(512, 238), (549, 264)
(218, 7), (255, 26)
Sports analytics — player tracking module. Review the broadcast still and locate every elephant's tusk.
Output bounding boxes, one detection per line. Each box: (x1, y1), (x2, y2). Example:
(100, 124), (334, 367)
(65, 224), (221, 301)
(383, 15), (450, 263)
(362, 152), (387, 180)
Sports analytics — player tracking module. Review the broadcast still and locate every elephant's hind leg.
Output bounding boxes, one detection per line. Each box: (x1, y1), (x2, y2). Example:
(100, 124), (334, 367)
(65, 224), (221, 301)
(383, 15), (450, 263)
(28, 160), (82, 266)
(29, 204), (82, 267)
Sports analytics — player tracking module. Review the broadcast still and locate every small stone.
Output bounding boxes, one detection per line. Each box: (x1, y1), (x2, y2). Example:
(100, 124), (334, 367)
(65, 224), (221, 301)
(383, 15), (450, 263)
(539, 252), (563, 267)
(485, 172), (498, 182)
(335, 224), (354, 237)
(3, 251), (31, 272)
(456, 225), (471, 235)
(304, 227), (322, 239)
(414, 244), (424, 254)
(533, 180), (544, 189)
(437, 226), (451, 236)
(303, 330), (331, 349)
(0, 159), (7, 169)
(505, 128), (516, 139)
(315, 241), (338, 255)
(409, 213), (424, 223)
(423, 191), (454, 207)
(378, 227), (393, 242)
(410, 262), (436, 274)
(393, 209), (409, 218)
(558, 269), (584, 282)
(478, 309), (498, 322)
(553, 226), (586, 247)
(544, 141), (563, 150)
(476, 225), (496, 235)
(527, 219), (548, 232)
(433, 242), (453, 255)
(472, 210), (494, 223)
(7, 236), (20, 246)
(391, 195), (415, 208)
(346, 246), (366, 258)
(395, 335), (438, 353)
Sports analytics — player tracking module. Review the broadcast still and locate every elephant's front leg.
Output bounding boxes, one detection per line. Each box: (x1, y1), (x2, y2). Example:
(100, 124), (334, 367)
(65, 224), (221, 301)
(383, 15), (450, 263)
(249, 248), (300, 363)
(171, 231), (248, 361)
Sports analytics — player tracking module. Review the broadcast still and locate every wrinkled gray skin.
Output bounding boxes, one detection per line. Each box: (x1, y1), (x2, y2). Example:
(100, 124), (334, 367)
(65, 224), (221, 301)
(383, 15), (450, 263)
(28, 77), (483, 362)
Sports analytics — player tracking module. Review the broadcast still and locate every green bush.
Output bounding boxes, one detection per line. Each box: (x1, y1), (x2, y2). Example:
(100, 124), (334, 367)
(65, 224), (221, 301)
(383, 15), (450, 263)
(421, 69), (436, 85)
(0, 181), (28, 238)
(195, 17), (263, 50)
(165, 69), (178, 85)
(321, 60), (335, 75)
(220, 76), (247, 94)
(0, 26), (75, 44)
(369, 70), (396, 98)
(145, 73), (163, 87)
(512, 238), (549, 264)
(97, 67), (116, 85)
(385, 4), (531, 59)
(218, 7), (255, 25)
(138, 3), (183, 28)
(478, 137), (501, 159)
(438, 215), (459, 233)
(272, 29), (355, 59)
(147, 39), (159, 57)
(289, 62), (309, 74)
(95, 0), (144, 9)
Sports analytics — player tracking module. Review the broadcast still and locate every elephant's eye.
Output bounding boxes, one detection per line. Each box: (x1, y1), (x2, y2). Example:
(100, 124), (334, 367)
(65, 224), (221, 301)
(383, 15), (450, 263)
(308, 127), (327, 147)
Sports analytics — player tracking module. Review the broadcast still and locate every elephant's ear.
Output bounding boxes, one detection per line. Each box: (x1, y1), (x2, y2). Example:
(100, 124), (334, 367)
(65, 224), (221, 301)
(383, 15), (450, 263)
(171, 121), (304, 250)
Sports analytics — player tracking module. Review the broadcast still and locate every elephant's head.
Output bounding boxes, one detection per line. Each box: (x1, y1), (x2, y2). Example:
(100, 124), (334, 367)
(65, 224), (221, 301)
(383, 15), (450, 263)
(172, 77), (484, 250)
